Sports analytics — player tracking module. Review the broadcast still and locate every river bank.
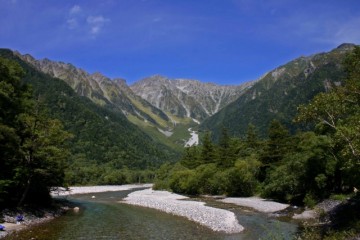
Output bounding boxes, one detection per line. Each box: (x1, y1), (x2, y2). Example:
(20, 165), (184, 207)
(0, 201), (70, 239)
(51, 183), (153, 196)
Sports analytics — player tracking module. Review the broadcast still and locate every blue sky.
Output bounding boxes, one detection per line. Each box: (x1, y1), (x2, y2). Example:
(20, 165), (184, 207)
(1, 0), (360, 85)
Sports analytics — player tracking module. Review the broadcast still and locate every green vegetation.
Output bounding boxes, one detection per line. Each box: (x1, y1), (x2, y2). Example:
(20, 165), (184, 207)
(128, 113), (195, 152)
(155, 47), (360, 237)
(0, 57), (70, 207)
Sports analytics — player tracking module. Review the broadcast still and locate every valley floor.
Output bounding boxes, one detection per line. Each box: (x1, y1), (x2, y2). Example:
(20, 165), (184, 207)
(2, 184), (321, 238)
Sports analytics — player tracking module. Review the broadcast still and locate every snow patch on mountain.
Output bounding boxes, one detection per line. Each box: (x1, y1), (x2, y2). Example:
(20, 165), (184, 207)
(185, 128), (199, 147)
(192, 118), (200, 124)
(158, 128), (173, 137)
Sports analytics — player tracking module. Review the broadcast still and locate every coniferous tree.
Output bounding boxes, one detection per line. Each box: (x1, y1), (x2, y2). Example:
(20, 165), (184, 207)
(245, 123), (259, 149)
(201, 131), (216, 164)
(218, 127), (233, 168)
(261, 120), (291, 165)
(180, 146), (200, 169)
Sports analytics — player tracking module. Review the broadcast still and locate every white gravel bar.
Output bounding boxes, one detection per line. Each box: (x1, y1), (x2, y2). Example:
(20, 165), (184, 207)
(122, 189), (244, 233)
(51, 184), (153, 196)
(220, 197), (289, 213)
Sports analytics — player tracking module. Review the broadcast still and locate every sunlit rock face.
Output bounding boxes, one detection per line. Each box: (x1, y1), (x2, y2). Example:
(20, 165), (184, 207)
(131, 75), (255, 121)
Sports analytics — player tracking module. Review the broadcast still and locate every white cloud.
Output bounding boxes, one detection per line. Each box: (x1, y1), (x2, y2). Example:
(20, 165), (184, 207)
(66, 5), (82, 30)
(87, 15), (110, 35)
(65, 5), (110, 36)
(69, 5), (81, 15)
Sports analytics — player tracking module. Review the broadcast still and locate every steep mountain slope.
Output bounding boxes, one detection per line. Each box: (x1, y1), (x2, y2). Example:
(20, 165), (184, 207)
(131, 75), (254, 122)
(200, 43), (356, 139)
(0, 49), (179, 183)
(13, 52), (171, 129)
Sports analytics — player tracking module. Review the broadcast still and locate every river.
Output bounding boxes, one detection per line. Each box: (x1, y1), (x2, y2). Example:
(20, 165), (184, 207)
(4, 189), (298, 240)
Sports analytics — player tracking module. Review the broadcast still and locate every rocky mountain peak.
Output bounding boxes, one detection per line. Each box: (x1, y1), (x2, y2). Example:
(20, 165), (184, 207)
(335, 43), (356, 51)
(114, 78), (127, 85)
(131, 75), (255, 121)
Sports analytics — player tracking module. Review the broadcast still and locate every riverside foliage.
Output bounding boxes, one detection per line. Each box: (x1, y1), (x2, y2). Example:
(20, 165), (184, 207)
(0, 57), (70, 207)
(155, 47), (360, 207)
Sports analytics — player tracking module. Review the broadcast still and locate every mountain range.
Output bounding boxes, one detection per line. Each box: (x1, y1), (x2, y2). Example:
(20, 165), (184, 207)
(13, 52), (255, 149)
(2, 43), (356, 154)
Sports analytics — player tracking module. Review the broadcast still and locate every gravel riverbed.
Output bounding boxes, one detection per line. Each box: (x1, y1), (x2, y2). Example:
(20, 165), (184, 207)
(122, 189), (244, 233)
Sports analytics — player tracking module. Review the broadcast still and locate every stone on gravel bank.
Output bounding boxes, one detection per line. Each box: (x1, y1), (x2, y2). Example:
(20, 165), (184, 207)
(220, 197), (289, 213)
(123, 189), (244, 233)
(293, 199), (342, 220)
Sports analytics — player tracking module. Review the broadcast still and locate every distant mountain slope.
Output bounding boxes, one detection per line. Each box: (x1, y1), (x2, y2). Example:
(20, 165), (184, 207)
(13, 52), (171, 129)
(200, 43), (356, 139)
(131, 75), (254, 122)
(0, 49), (179, 179)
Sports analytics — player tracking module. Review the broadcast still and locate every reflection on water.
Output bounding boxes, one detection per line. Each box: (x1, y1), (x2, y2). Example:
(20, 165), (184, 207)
(4, 190), (298, 240)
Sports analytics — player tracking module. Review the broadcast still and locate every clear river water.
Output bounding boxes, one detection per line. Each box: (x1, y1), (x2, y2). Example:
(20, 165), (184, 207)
(4, 189), (298, 240)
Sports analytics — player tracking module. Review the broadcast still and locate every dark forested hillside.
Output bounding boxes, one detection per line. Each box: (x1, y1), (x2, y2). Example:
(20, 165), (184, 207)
(200, 44), (356, 139)
(0, 56), (71, 206)
(0, 49), (179, 185)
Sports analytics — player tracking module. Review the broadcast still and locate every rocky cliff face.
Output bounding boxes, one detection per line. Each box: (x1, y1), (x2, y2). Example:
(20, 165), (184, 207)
(131, 75), (254, 121)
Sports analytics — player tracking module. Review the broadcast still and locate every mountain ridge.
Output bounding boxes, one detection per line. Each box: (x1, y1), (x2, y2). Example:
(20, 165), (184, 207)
(13, 50), (256, 148)
(13, 51), (173, 127)
(131, 75), (255, 122)
(200, 43), (357, 139)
